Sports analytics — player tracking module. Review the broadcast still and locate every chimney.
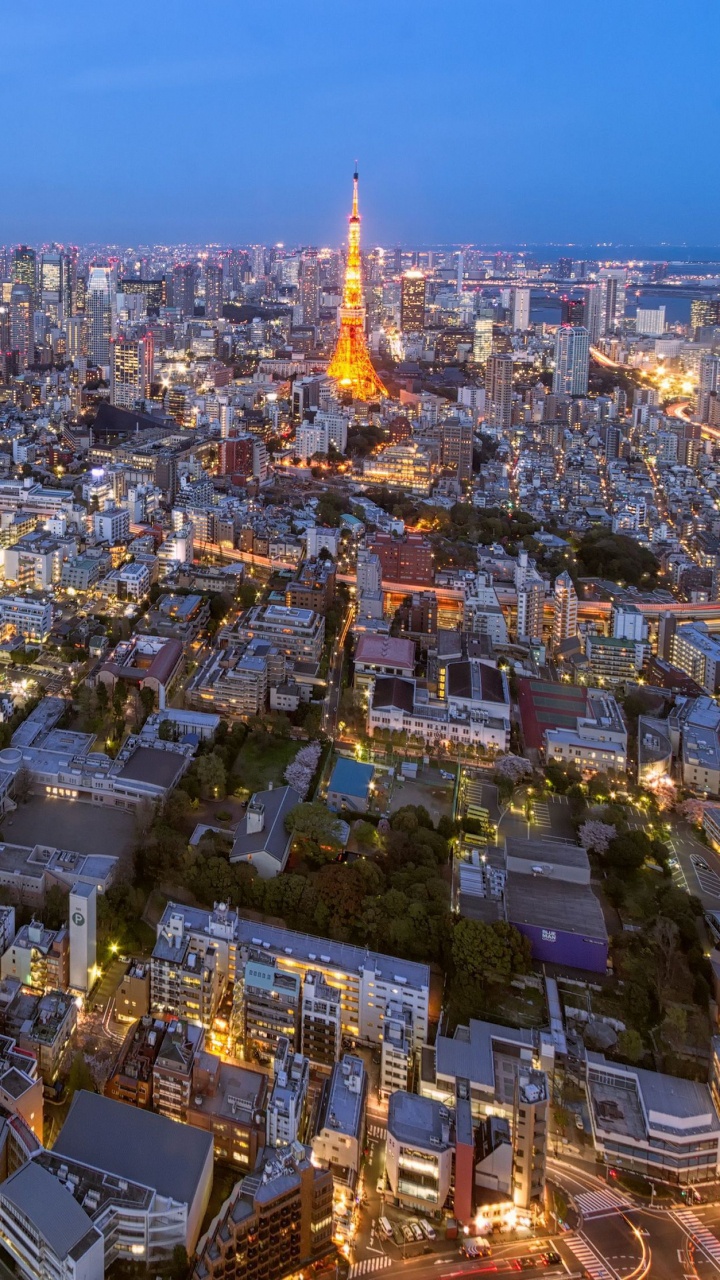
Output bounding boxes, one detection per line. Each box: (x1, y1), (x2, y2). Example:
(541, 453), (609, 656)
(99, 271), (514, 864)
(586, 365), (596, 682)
(246, 801), (265, 835)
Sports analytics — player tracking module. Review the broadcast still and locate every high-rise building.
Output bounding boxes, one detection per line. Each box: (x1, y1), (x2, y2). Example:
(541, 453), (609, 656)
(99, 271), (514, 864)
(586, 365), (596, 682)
(204, 260), (223, 320)
(485, 352), (513, 429)
(299, 250), (320, 325)
(560, 296), (584, 326)
(698, 353), (720, 423)
(327, 170), (387, 400)
(400, 270), (426, 331)
(552, 570), (578, 648)
(110, 334), (154, 409)
(172, 261), (198, 316)
(512, 1068), (548, 1209)
(439, 415), (473, 484)
(87, 265), (116, 366)
(472, 315), (493, 363)
(510, 286), (531, 332)
(582, 283), (603, 344)
(9, 284), (33, 368)
(517, 580), (545, 643)
(635, 306), (666, 337)
(11, 245), (36, 305)
(552, 325), (589, 396)
(691, 298), (720, 336)
(599, 268), (626, 331)
(39, 248), (71, 323)
(557, 257), (573, 279)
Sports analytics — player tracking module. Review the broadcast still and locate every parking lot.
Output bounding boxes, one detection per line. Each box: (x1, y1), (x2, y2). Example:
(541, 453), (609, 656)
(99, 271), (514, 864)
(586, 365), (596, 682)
(386, 766), (455, 825)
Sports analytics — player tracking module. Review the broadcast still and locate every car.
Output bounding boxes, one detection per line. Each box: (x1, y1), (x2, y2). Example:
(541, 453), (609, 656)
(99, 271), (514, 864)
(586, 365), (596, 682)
(461, 1243), (479, 1258)
(402, 1226), (414, 1244)
(376, 1178), (385, 1195)
(410, 1223), (423, 1242)
(692, 856), (709, 870)
(418, 1219), (436, 1240)
(575, 1114), (584, 1130)
(543, 1252), (561, 1265)
(378, 1217), (393, 1239)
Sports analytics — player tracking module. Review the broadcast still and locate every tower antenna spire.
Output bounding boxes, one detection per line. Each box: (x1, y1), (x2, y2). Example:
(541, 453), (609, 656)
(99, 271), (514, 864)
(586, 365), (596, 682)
(327, 169), (387, 401)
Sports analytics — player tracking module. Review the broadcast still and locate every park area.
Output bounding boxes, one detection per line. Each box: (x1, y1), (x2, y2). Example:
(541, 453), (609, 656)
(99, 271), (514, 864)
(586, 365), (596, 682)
(230, 732), (302, 799)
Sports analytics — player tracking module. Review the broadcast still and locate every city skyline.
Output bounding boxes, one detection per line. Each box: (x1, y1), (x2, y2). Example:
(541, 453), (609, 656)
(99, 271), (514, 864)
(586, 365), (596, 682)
(3, 0), (719, 244)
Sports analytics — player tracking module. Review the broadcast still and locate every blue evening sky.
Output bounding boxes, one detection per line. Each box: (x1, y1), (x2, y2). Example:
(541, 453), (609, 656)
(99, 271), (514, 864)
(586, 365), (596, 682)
(4, 0), (719, 245)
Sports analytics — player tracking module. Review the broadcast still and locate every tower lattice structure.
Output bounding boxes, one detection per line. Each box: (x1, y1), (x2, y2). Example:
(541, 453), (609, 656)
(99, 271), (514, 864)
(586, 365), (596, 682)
(327, 169), (387, 401)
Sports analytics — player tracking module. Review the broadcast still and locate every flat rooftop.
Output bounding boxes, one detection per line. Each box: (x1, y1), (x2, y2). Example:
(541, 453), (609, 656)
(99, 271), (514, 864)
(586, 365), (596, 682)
(507, 873), (608, 939)
(116, 745), (188, 789)
(388, 1090), (453, 1149)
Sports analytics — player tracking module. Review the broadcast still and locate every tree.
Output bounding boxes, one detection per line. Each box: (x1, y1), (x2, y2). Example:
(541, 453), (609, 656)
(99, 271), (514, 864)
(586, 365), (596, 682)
(604, 829), (653, 875)
(195, 753), (227, 800)
(616, 1028), (644, 1064)
(576, 530), (659, 588)
(353, 820), (378, 850)
(139, 686), (156, 720)
(12, 764), (33, 804)
(285, 801), (343, 857)
(578, 821), (616, 856)
(451, 918), (532, 983)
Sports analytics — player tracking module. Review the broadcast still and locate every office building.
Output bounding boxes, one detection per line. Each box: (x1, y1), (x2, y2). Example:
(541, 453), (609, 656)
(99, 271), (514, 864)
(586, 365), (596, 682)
(472, 315), (493, 363)
(172, 262), (198, 316)
(12, 246), (36, 300)
(510, 286), (530, 331)
(401, 270), (426, 331)
(110, 333), (154, 409)
(691, 297), (720, 336)
(386, 1092), (454, 1213)
(93, 504), (130, 543)
(87, 266), (115, 366)
(589, 1052), (720, 1185)
(635, 305), (665, 336)
(0, 594), (53, 642)
(581, 283), (603, 344)
(39, 248), (71, 323)
(485, 352), (513, 429)
(439, 415), (473, 484)
(192, 1144), (334, 1280)
(552, 325), (589, 396)
(362, 442), (433, 494)
(10, 283), (33, 367)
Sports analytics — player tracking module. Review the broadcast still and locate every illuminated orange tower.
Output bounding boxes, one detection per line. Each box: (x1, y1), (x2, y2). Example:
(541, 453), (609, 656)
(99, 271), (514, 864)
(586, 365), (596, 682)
(327, 168), (388, 400)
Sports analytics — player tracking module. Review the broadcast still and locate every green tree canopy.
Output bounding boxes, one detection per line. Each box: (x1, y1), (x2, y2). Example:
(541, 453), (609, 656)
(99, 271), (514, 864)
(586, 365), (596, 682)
(452, 918), (532, 983)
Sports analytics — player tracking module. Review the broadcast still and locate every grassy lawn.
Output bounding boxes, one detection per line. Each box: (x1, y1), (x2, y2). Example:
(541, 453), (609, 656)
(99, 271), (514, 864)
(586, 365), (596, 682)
(231, 734), (300, 799)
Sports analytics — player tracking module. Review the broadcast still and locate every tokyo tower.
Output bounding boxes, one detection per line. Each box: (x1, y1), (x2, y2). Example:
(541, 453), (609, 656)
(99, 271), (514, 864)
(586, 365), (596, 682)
(327, 169), (388, 401)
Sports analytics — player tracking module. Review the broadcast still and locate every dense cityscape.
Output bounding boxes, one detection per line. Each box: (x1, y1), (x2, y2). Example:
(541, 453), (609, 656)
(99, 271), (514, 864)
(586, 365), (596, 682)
(1, 5), (720, 1280)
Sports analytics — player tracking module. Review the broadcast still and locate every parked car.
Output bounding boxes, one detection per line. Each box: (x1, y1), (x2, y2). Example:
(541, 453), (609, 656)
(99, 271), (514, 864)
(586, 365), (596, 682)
(410, 1223), (423, 1242)
(692, 856), (709, 870)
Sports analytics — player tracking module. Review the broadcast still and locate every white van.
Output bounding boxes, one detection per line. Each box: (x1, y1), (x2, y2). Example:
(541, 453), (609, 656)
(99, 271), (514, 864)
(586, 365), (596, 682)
(419, 1219), (436, 1240)
(379, 1217), (393, 1239)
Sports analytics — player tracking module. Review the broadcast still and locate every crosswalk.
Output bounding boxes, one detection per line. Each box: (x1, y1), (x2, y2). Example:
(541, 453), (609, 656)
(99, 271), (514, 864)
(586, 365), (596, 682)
(349, 1258), (393, 1277)
(531, 801), (552, 831)
(674, 1207), (720, 1266)
(367, 1123), (386, 1140)
(575, 1187), (632, 1219)
(564, 1233), (613, 1279)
